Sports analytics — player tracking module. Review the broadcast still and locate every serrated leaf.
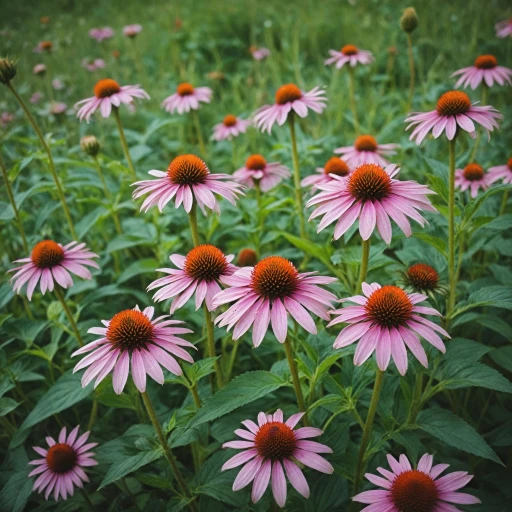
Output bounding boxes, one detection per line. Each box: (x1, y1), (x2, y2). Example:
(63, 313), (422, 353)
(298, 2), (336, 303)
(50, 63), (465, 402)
(440, 361), (512, 393)
(490, 346), (512, 373)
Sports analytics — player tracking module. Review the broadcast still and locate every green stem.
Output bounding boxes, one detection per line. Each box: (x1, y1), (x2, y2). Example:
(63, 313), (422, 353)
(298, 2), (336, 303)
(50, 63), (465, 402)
(407, 371), (422, 424)
(348, 67), (360, 135)
(356, 239), (371, 293)
(113, 107), (136, 182)
(203, 304), (223, 390)
(499, 190), (509, 216)
(288, 114), (306, 239)
(140, 391), (197, 512)
(188, 204), (201, 247)
(87, 398), (98, 431)
(406, 33), (415, 111)
(283, 337), (308, 423)
(54, 287), (84, 347)
(192, 111), (207, 158)
(93, 156), (122, 234)
(468, 84), (488, 162)
(353, 369), (385, 496)
(190, 384), (202, 409)
(447, 138), (456, 318)
(7, 82), (76, 239)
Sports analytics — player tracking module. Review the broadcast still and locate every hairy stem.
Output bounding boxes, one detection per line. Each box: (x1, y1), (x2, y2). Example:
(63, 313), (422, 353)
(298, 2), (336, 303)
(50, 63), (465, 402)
(54, 286), (84, 347)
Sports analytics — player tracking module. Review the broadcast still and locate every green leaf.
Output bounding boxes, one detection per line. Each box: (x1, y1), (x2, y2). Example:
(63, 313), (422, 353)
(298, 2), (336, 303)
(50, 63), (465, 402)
(464, 184), (512, 222)
(76, 206), (109, 239)
(184, 357), (220, 385)
(280, 231), (332, 265)
(412, 233), (446, 256)
(0, 469), (32, 512)
(118, 258), (159, 284)
(417, 407), (502, 464)
(463, 286), (512, 312)
(440, 361), (512, 393)
(490, 346), (512, 374)
(0, 397), (20, 416)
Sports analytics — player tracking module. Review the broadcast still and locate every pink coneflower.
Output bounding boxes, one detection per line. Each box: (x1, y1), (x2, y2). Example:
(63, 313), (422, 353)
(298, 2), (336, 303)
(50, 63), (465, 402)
(75, 78), (149, 122)
(30, 92), (44, 104)
(328, 282), (449, 374)
(307, 164), (436, 244)
(29, 426), (97, 501)
(213, 256), (337, 346)
(0, 111), (14, 128)
(488, 157), (512, 184)
(495, 19), (512, 38)
(353, 452), (480, 511)
(8, 240), (99, 301)
(335, 135), (399, 168)
(451, 54), (512, 89)
(405, 90), (502, 145)
(212, 114), (252, 141)
(72, 305), (195, 393)
(233, 154), (291, 192)
(399, 263), (447, 299)
(324, 44), (374, 69)
(132, 154), (244, 215)
(49, 102), (68, 116)
(89, 27), (115, 42)
(123, 24), (143, 38)
(81, 58), (105, 72)
(52, 79), (64, 90)
(455, 163), (490, 198)
(250, 46), (271, 61)
(147, 244), (237, 313)
(222, 409), (333, 508)
(161, 82), (212, 115)
(33, 41), (53, 53)
(33, 64), (46, 76)
(301, 157), (351, 189)
(253, 83), (327, 134)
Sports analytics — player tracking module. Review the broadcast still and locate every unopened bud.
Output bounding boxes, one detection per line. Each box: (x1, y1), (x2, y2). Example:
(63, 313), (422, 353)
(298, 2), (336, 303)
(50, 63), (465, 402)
(0, 57), (17, 84)
(80, 135), (100, 157)
(400, 7), (418, 33)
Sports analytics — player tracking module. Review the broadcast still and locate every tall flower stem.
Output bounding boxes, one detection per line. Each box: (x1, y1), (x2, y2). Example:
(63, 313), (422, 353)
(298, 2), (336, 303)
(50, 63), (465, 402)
(447, 138), (457, 317)
(499, 190), (509, 216)
(7, 82), (76, 239)
(140, 391), (197, 512)
(348, 67), (360, 135)
(192, 111), (207, 158)
(113, 107), (137, 182)
(189, 383), (202, 409)
(283, 336), (308, 423)
(356, 239), (371, 293)
(353, 369), (385, 496)
(406, 33), (415, 111)
(203, 304), (223, 390)
(288, 114), (307, 239)
(188, 203), (201, 247)
(53, 286), (84, 347)
(0, 150), (28, 252)
(469, 84), (488, 162)
(92, 156), (122, 235)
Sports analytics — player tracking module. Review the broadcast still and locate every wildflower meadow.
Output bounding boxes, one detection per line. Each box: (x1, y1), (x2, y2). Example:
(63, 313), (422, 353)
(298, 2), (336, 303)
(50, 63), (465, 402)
(1, 1), (512, 510)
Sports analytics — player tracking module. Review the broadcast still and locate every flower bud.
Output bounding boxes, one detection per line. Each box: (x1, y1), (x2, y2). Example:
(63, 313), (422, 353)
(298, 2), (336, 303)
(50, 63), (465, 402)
(0, 57), (17, 84)
(400, 7), (418, 33)
(237, 248), (258, 267)
(80, 135), (100, 157)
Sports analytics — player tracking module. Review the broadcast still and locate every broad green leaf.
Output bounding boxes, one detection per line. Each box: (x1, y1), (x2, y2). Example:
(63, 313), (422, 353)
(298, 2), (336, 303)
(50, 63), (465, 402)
(440, 361), (512, 393)
(463, 286), (512, 312)
(0, 397), (20, 416)
(76, 206), (109, 239)
(412, 233), (446, 256)
(490, 346), (512, 374)
(184, 357), (220, 385)
(280, 231), (331, 264)
(118, 258), (159, 284)
(0, 469), (32, 512)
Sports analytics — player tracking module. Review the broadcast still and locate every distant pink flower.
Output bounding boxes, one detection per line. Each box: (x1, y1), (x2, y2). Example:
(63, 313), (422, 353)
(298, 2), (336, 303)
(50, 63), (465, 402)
(335, 135), (399, 168)
(33, 64), (46, 75)
(353, 452), (480, 511)
(52, 79), (64, 90)
(405, 90), (502, 145)
(161, 82), (212, 115)
(307, 164), (436, 244)
(325, 44), (374, 69)
(488, 157), (512, 184)
(455, 163), (490, 198)
(0, 112), (14, 128)
(29, 426), (97, 501)
(148, 244), (237, 313)
(250, 46), (271, 60)
(50, 102), (68, 115)
(233, 154), (290, 192)
(213, 256), (337, 346)
(253, 83), (327, 133)
(89, 27), (114, 42)
(222, 409), (333, 508)
(212, 114), (252, 141)
(132, 154), (244, 215)
(123, 24), (142, 38)
(30, 92), (44, 104)
(33, 41), (53, 53)
(75, 78), (149, 122)
(328, 282), (449, 374)
(302, 157), (351, 189)
(8, 240), (99, 301)
(495, 19), (512, 38)
(72, 305), (195, 393)
(451, 54), (512, 89)
(81, 58), (105, 72)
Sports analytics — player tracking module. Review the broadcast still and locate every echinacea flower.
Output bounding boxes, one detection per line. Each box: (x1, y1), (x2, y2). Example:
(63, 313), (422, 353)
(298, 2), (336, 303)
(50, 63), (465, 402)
(335, 135), (399, 168)
(222, 409), (333, 508)
(72, 305), (195, 393)
(52, 79), (64, 90)
(81, 58), (105, 72)
(123, 24), (142, 38)
(451, 54), (512, 89)
(324, 44), (374, 69)
(30, 92), (43, 104)
(488, 157), (512, 184)
(75, 78), (149, 122)
(8, 240), (99, 301)
(495, 19), (512, 38)
(307, 163), (436, 244)
(398, 263), (448, 299)
(89, 27), (114, 42)
(0, 111), (14, 128)
(213, 256), (337, 346)
(405, 90), (502, 145)
(328, 282), (450, 374)
(233, 154), (291, 192)
(161, 83), (212, 115)
(301, 157), (351, 189)
(29, 426), (97, 501)
(253, 84), (327, 134)
(455, 163), (490, 198)
(147, 244), (237, 313)
(33, 64), (46, 76)
(250, 46), (271, 61)
(237, 248), (258, 267)
(132, 154), (244, 214)
(33, 41), (53, 53)
(212, 114), (252, 141)
(49, 102), (68, 116)
(353, 452), (480, 511)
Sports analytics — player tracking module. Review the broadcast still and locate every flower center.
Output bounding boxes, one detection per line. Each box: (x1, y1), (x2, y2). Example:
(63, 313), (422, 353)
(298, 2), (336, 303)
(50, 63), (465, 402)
(324, 157), (350, 177)
(167, 154), (209, 185)
(223, 114), (237, 127)
(41, 41), (53, 50)
(251, 256), (299, 301)
(406, 264), (439, 290)
(508, 157), (512, 171)
(94, 78), (121, 98)
(106, 309), (154, 352)
(254, 422), (296, 460)
(365, 286), (413, 328)
(391, 470), (439, 512)
(177, 82), (194, 96)
(436, 91), (471, 116)
(348, 163), (391, 202)
(474, 54), (498, 69)
(463, 163), (484, 181)
(355, 135), (378, 152)
(46, 443), (77, 473)
(341, 44), (358, 55)
(237, 248), (258, 267)
(275, 84), (302, 105)
(184, 244), (228, 281)
(246, 154), (267, 171)
(31, 240), (65, 269)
